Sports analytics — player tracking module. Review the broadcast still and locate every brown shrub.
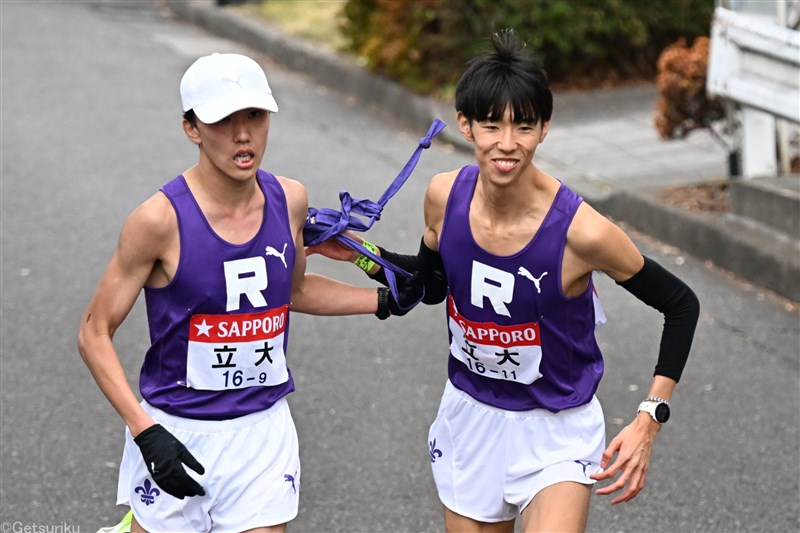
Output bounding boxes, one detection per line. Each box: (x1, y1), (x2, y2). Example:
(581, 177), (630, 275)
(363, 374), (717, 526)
(654, 36), (726, 140)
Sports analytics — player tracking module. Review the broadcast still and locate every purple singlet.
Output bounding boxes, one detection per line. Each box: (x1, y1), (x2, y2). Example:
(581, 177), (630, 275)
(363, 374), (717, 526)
(439, 165), (603, 412)
(140, 170), (296, 420)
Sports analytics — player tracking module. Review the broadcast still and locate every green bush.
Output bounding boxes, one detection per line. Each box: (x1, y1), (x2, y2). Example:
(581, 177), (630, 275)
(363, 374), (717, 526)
(341, 0), (715, 95)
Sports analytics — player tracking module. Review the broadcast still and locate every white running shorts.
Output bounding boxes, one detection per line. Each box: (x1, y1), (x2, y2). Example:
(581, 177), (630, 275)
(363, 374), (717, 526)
(117, 399), (300, 533)
(428, 380), (605, 523)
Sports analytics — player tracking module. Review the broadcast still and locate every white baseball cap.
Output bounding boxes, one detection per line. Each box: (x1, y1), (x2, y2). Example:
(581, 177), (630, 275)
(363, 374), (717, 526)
(180, 53), (278, 124)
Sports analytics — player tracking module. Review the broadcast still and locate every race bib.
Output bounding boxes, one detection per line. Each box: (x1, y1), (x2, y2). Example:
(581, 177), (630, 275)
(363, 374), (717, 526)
(448, 296), (543, 384)
(186, 305), (289, 391)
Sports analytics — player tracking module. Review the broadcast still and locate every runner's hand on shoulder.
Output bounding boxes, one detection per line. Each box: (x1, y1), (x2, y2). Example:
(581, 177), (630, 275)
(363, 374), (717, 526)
(134, 424), (206, 499)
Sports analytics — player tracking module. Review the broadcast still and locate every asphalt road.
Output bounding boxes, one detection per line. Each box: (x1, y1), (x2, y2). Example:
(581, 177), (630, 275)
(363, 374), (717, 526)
(1, 2), (798, 532)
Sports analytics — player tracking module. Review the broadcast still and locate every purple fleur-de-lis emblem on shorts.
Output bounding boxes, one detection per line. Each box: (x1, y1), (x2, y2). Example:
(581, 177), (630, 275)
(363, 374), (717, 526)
(135, 478), (161, 505)
(429, 439), (443, 463)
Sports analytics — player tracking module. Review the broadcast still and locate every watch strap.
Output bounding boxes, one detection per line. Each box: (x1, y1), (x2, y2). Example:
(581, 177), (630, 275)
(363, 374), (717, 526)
(375, 287), (390, 320)
(644, 396), (670, 406)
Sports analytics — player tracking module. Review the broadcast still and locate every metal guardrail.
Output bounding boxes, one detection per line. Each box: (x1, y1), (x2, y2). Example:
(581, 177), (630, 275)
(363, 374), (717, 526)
(707, 6), (800, 178)
(708, 6), (799, 123)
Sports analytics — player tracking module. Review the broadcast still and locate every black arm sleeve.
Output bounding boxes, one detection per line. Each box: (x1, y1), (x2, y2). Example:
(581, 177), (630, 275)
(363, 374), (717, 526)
(368, 238), (448, 305)
(617, 256), (700, 382)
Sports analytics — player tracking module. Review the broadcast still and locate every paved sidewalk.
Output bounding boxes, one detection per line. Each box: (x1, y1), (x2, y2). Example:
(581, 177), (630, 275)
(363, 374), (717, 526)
(165, 0), (798, 301)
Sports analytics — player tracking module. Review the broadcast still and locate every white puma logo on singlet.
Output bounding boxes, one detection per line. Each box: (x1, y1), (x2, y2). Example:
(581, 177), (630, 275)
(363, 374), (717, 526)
(517, 266), (548, 294)
(265, 243), (288, 268)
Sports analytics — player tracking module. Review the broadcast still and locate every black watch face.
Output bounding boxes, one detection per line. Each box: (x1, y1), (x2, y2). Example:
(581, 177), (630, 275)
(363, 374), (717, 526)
(655, 403), (670, 423)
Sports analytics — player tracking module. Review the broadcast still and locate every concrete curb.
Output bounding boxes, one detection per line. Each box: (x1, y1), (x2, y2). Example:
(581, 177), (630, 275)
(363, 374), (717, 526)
(164, 0), (799, 302)
(729, 177), (800, 237)
(596, 188), (800, 302)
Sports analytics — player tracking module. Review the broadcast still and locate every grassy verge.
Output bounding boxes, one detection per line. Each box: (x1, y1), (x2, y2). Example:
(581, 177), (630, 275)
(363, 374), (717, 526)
(239, 0), (348, 52)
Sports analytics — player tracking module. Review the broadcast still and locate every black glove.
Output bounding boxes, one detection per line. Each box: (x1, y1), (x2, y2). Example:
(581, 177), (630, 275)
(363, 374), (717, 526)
(388, 271), (425, 316)
(134, 424), (206, 499)
(420, 270), (448, 305)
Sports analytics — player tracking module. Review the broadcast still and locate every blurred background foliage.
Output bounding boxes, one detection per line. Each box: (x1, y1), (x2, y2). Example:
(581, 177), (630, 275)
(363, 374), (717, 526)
(654, 36), (725, 141)
(339, 0), (715, 95)
(242, 0), (794, 173)
(249, 0), (715, 97)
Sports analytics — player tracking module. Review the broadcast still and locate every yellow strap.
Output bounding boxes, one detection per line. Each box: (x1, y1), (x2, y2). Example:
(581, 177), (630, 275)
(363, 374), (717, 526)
(95, 510), (133, 533)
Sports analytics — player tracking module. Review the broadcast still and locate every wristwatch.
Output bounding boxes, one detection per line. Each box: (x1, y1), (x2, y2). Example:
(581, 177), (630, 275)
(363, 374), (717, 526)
(637, 397), (671, 424)
(375, 287), (390, 320)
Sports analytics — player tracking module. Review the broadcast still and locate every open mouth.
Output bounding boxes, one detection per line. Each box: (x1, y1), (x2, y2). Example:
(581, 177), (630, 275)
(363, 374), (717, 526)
(234, 150), (255, 168)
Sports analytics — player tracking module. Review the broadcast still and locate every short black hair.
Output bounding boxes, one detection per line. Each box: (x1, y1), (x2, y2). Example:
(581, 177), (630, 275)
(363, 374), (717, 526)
(455, 29), (552, 125)
(183, 109), (197, 125)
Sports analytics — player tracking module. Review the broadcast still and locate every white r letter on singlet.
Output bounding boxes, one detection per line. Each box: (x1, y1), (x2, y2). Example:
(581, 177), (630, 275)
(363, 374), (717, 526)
(471, 261), (514, 317)
(224, 257), (268, 311)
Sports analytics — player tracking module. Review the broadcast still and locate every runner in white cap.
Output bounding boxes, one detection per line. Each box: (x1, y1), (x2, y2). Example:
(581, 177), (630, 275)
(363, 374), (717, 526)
(78, 52), (413, 533)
